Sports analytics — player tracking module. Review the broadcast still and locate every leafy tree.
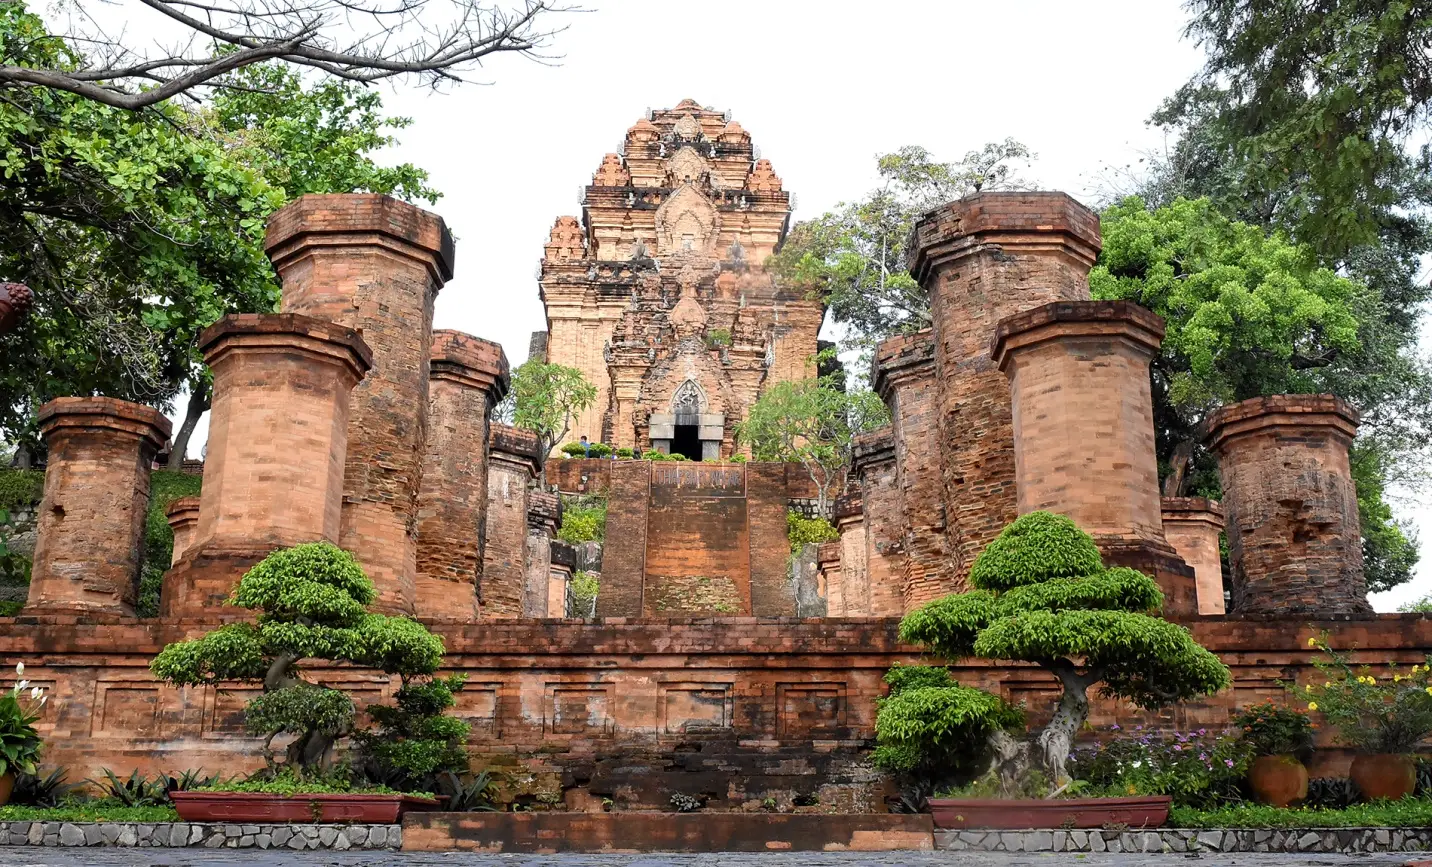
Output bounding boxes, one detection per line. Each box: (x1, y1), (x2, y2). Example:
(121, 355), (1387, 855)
(499, 359), (597, 458)
(769, 141), (1036, 362)
(733, 365), (888, 516)
(149, 543), (445, 775)
(898, 512), (1230, 792)
(1090, 196), (1419, 591)
(354, 674), (470, 792)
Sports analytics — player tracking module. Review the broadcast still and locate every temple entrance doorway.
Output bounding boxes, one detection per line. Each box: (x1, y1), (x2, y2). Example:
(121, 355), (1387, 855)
(672, 423), (701, 461)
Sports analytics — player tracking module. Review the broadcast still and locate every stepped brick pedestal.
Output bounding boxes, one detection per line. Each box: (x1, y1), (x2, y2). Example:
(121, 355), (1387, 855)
(1161, 497), (1226, 615)
(267, 193), (454, 615)
(548, 540), (576, 618)
(25, 398), (171, 615)
(909, 192), (1101, 584)
(164, 497), (201, 566)
(1207, 395), (1372, 616)
(161, 314), (371, 617)
(414, 330), (509, 620)
(480, 424), (542, 617)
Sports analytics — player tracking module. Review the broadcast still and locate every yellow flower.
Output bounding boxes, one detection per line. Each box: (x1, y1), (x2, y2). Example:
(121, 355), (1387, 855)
(1308, 637), (1317, 647)
(1395, 675), (1403, 682)
(1324, 681), (1332, 688)
(1425, 686), (1432, 696)
(1308, 702), (1319, 711)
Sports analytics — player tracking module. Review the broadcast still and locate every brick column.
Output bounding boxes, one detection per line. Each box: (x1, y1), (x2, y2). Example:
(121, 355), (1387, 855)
(479, 424), (541, 617)
(816, 542), (841, 614)
(908, 192), (1099, 582)
(874, 329), (955, 607)
(549, 540), (576, 617)
(1206, 395), (1371, 616)
(991, 300), (1195, 615)
(851, 429), (905, 615)
(1162, 497), (1226, 615)
(595, 460), (649, 617)
(162, 314), (372, 616)
(26, 398), (170, 614)
(831, 492), (866, 616)
(165, 497), (201, 566)
(524, 492), (560, 617)
(266, 194), (454, 615)
(414, 330), (510, 620)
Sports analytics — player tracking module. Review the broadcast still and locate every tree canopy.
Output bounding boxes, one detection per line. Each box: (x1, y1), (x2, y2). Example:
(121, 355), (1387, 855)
(498, 359), (597, 458)
(898, 512), (1230, 790)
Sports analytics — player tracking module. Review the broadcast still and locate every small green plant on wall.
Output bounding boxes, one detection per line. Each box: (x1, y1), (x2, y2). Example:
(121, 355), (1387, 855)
(149, 543), (451, 785)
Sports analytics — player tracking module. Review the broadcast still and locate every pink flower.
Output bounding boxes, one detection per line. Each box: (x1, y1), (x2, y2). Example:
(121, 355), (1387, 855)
(1225, 759), (1235, 767)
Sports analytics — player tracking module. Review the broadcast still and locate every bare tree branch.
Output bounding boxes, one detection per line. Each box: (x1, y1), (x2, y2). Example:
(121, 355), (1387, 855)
(0, 0), (575, 110)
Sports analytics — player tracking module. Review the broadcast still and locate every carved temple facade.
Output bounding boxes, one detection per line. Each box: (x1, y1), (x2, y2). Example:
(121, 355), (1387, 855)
(534, 99), (823, 458)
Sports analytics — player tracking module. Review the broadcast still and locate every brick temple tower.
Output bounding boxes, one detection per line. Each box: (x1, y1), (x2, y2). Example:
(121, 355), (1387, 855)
(534, 99), (824, 459)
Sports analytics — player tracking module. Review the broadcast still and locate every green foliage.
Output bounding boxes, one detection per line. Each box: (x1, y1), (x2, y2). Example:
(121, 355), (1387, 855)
(557, 497), (606, 544)
(965, 511), (1106, 592)
(0, 803), (178, 823)
(233, 543), (374, 622)
(1232, 702), (1314, 757)
(356, 674), (470, 791)
(786, 512), (839, 554)
(198, 766), (419, 796)
(705, 328), (732, 348)
(615, 447), (635, 459)
(560, 441), (612, 458)
(503, 360), (597, 457)
(871, 664), (1023, 776)
(567, 570), (599, 618)
(10, 767), (79, 807)
(85, 769), (169, 808)
(137, 470), (202, 617)
(434, 770), (497, 812)
(1170, 799), (1432, 829)
(0, 671), (43, 777)
(1288, 637), (1432, 754)
(0, 470), (42, 510)
(1070, 725), (1252, 808)
(734, 374), (888, 514)
(245, 685), (355, 744)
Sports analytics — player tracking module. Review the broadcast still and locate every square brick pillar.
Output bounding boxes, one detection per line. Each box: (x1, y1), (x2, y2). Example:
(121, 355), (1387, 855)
(595, 460), (650, 617)
(414, 330), (510, 621)
(524, 492), (560, 617)
(992, 300), (1196, 616)
(1162, 497), (1226, 615)
(266, 194), (454, 615)
(1206, 395), (1372, 616)
(549, 540), (576, 617)
(161, 314), (372, 616)
(25, 397), (171, 615)
(165, 497), (201, 566)
(831, 492), (866, 616)
(908, 192), (1099, 583)
(851, 429), (906, 615)
(874, 329), (957, 607)
(479, 423), (541, 617)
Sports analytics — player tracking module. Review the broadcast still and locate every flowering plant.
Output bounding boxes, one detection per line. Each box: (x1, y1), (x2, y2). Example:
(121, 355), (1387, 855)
(1067, 724), (1253, 808)
(1287, 635), (1432, 754)
(0, 662), (46, 777)
(1231, 702), (1314, 757)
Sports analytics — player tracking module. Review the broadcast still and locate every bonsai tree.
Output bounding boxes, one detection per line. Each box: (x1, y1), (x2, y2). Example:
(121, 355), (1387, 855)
(898, 512), (1231, 793)
(150, 543), (445, 777)
(354, 674), (470, 792)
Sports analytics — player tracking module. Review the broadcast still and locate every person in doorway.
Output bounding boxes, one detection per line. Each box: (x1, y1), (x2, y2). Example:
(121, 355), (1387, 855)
(580, 435), (591, 457)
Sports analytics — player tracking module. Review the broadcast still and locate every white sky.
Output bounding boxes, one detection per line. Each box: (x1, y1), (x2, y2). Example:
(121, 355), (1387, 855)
(154, 0), (1432, 611)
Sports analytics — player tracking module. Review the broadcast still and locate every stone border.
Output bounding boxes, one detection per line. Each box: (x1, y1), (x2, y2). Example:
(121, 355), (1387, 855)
(937, 827), (1432, 854)
(0, 822), (399, 849)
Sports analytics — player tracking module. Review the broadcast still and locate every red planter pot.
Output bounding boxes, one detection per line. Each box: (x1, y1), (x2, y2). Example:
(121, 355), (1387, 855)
(928, 795), (1172, 830)
(1247, 755), (1309, 807)
(1351, 754), (1417, 801)
(171, 791), (439, 823)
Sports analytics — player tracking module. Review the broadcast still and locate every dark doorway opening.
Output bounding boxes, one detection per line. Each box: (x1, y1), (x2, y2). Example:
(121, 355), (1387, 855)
(672, 424), (701, 461)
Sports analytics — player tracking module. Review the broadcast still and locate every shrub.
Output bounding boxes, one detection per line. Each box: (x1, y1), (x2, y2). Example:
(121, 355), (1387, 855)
(355, 674), (470, 792)
(559, 441), (612, 458)
(897, 512), (1230, 794)
(641, 449), (666, 461)
(557, 498), (607, 544)
(10, 767), (78, 807)
(787, 512), (839, 553)
(567, 571), (599, 618)
(0, 662), (45, 778)
(872, 664), (1023, 783)
(138, 470), (203, 616)
(86, 769), (169, 807)
(149, 543), (446, 782)
(1232, 702), (1314, 757)
(705, 328), (732, 348)
(1068, 725), (1252, 807)
(615, 447), (635, 459)
(1288, 635), (1432, 754)
(0, 470), (43, 511)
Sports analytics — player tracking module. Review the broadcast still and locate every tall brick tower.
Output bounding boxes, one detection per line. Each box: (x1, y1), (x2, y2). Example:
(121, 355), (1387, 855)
(535, 99), (824, 459)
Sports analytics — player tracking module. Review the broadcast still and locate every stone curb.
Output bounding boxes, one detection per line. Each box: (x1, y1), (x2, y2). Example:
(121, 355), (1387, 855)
(0, 821), (400, 849)
(936, 827), (1432, 854)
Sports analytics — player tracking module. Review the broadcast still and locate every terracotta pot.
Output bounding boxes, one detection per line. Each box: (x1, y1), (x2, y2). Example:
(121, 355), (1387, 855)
(170, 791), (439, 823)
(1351, 753), (1417, 801)
(1247, 754), (1308, 807)
(0, 771), (13, 807)
(926, 795), (1171, 830)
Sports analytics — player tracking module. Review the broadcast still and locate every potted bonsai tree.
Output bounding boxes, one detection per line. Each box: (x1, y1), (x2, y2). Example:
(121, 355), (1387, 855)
(150, 542), (451, 822)
(0, 663), (45, 806)
(1289, 636), (1432, 801)
(1233, 702), (1314, 807)
(897, 511), (1231, 829)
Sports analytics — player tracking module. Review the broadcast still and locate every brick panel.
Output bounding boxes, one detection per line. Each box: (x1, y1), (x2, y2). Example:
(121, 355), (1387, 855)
(851, 430), (904, 615)
(595, 461), (650, 616)
(643, 464), (751, 615)
(1163, 497), (1226, 615)
(746, 462), (795, 616)
(479, 425), (540, 617)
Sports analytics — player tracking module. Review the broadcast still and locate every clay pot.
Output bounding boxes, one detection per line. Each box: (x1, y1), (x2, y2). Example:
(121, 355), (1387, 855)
(1351, 753), (1417, 801)
(0, 771), (13, 807)
(1248, 755), (1308, 807)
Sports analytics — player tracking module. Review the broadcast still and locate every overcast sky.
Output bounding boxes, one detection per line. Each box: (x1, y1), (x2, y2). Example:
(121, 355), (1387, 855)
(151, 0), (1432, 610)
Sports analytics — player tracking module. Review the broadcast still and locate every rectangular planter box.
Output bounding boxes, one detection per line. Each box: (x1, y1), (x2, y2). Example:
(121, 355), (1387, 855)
(928, 795), (1171, 830)
(171, 791), (437, 824)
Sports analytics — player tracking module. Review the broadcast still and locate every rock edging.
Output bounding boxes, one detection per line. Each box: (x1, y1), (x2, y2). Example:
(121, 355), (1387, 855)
(937, 827), (1432, 854)
(0, 821), (400, 849)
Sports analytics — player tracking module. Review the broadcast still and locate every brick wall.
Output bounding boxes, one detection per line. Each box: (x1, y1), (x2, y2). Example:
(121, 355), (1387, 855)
(595, 462), (650, 617)
(747, 463), (795, 616)
(643, 464), (750, 615)
(851, 431), (904, 616)
(1163, 497), (1226, 615)
(479, 425), (540, 617)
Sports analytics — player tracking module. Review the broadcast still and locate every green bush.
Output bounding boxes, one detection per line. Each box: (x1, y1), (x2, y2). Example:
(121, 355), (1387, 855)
(198, 766), (419, 796)
(787, 512), (839, 553)
(615, 447), (635, 459)
(1232, 702), (1314, 757)
(1169, 799), (1432, 828)
(1068, 725), (1252, 807)
(1289, 636), (1432, 754)
(568, 571), (598, 617)
(872, 664), (1023, 780)
(705, 328), (732, 348)
(557, 497), (606, 544)
(559, 441), (612, 458)
(138, 470), (203, 617)
(355, 674), (470, 792)
(0, 470), (43, 511)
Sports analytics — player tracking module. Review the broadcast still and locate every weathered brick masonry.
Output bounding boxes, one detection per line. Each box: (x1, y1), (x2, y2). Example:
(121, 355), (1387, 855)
(524, 493), (560, 617)
(1161, 497), (1226, 615)
(849, 431), (904, 616)
(480, 424), (541, 617)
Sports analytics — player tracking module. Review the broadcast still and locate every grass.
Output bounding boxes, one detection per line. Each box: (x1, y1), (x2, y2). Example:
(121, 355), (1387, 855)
(1170, 798), (1432, 828)
(0, 802), (179, 823)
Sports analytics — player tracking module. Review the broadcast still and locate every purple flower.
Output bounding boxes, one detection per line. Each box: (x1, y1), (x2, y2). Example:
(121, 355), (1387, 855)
(1111, 724), (1120, 731)
(1225, 759), (1235, 767)
(1173, 745), (1182, 751)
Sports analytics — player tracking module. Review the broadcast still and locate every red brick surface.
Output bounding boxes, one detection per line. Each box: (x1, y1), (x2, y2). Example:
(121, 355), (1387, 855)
(1162, 497), (1226, 615)
(850, 431), (904, 616)
(595, 461), (650, 617)
(164, 497), (201, 566)
(1207, 395), (1370, 616)
(480, 424), (540, 617)
(26, 398), (170, 614)
(267, 193), (453, 615)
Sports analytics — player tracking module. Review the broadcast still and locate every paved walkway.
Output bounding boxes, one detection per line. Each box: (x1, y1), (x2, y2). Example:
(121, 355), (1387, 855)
(0, 852), (1417, 866)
